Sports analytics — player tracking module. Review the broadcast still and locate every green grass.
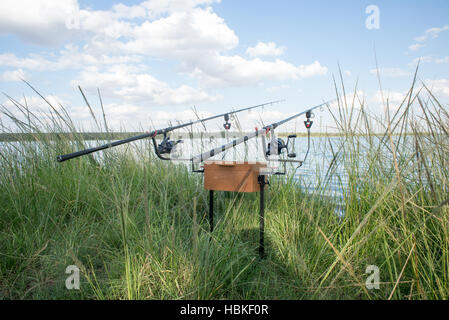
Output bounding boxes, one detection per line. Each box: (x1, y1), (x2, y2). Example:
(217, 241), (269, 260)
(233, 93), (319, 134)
(0, 77), (448, 300)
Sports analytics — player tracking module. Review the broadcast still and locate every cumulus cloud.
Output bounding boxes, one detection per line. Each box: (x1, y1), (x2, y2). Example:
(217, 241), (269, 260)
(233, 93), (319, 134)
(370, 90), (407, 112)
(246, 42), (286, 57)
(3, 95), (61, 110)
(1, 93), (219, 131)
(0, 1), (327, 88)
(0, 53), (57, 71)
(1, 94), (70, 126)
(118, 7), (238, 57)
(410, 56), (434, 66)
(328, 90), (365, 109)
(410, 56), (449, 65)
(0, 47), (143, 72)
(185, 55), (327, 87)
(408, 24), (449, 52)
(0, 0), (80, 46)
(140, 0), (221, 18)
(408, 43), (425, 51)
(372, 91), (405, 104)
(423, 79), (449, 97)
(0, 0), (221, 46)
(1, 68), (26, 82)
(414, 25), (449, 42)
(0, 0), (329, 129)
(72, 65), (221, 105)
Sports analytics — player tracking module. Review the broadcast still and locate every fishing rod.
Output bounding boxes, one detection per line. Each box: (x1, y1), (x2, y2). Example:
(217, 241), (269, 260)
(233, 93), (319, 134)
(56, 100), (283, 162)
(191, 100), (332, 171)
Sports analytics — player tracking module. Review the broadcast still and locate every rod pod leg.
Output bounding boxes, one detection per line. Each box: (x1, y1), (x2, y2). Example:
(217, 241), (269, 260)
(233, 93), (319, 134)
(258, 175), (267, 259)
(209, 190), (214, 233)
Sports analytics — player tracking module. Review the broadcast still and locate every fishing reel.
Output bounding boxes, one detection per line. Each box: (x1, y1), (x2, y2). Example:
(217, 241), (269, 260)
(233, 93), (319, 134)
(262, 132), (300, 176)
(157, 135), (182, 154)
(265, 135), (297, 158)
(152, 133), (183, 160)
(262, 110), (314, 175)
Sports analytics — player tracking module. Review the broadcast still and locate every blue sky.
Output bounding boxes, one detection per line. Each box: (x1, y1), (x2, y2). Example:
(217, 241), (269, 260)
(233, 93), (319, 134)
(0, 0), (448, 132)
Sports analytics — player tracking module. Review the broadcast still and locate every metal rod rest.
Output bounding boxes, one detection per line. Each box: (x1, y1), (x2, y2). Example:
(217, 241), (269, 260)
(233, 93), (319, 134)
(258, 175), (267, 259)
(209, 190), (214, 233)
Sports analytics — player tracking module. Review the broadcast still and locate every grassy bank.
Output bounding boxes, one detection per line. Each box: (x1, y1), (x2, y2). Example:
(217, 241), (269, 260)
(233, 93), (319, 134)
(0, 79), (448, 299)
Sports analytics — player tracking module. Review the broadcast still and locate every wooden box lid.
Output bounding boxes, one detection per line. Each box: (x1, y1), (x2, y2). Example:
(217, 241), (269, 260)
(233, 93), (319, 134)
(204, 161), (267, 193)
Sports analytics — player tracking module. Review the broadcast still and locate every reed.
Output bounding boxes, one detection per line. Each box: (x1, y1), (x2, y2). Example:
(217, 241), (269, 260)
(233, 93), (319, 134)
(0, 76), (447, 299)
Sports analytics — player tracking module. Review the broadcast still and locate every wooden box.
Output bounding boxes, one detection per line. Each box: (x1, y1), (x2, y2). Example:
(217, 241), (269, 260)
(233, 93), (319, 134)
(204, 161), (267, 193)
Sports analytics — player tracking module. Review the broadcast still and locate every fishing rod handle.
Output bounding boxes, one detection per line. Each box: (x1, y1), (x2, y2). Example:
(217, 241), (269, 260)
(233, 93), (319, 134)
(56, 132), (153, 162)
(56, 144), (108, 162)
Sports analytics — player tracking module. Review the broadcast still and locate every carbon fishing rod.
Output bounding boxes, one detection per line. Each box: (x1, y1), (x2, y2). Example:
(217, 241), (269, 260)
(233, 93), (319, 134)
(56, 100), (283, 162)
(191, 100), (332, 166)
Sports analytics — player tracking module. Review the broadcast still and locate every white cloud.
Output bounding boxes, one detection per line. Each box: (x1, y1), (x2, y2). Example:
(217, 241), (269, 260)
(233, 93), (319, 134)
(328, 90), (365, 109)
(344, 70), (352, 77)
(72, 65), (221, 105)
(246, 42), (286, 57)
(354, 90), (408, 116)
(414, 25), (449, 43)
(424, 79), (449, 97)
(141, 0), (221, 18)
(0, 46), (143, 71)
(408, 43), (425, 51)
(2, 95), (68, 117)
(185, 54), (327, 87)
(0, 0), (221, 46)
(0, 0), (328, 130)
(111, 3), (147, 19)
(1, 94), (216, 131)
(0, 0), (80, 46)
(119, 7), (238, 57)
(370, 67), (410, 77)
(0, 94), (109, 131)
(1, 69), (26, 82)
(413, 56), (434, 64)
(408, 24), (449, 52)
(410, 55), (449, 66)
(1, 2), (327, 88)
(371, 90), (407, 111)
(0, 53), (56, 71)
